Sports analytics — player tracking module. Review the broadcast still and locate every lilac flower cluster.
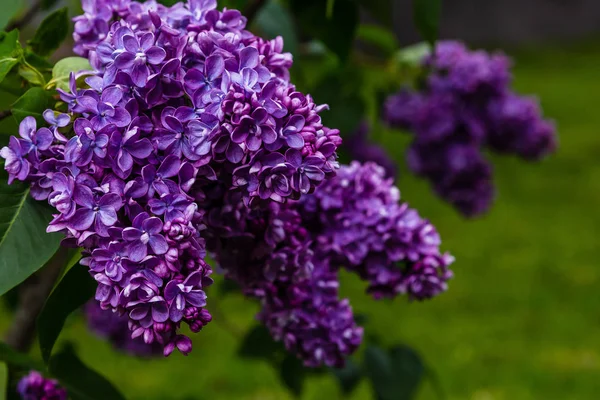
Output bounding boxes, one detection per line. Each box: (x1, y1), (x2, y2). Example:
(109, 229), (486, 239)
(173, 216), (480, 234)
(384, 40), (557, 216)
(1, 0), (340, 357)
(84, 301), (163, 357)
(17, 371), (67, 400)
(204, 162), (453, 366)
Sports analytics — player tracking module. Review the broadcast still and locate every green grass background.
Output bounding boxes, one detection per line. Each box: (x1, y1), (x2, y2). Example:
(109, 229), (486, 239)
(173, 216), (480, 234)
(3, 41), (600, 399)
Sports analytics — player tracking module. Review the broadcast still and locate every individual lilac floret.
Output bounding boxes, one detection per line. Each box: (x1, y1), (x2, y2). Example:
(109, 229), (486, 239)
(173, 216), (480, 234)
(383, 40), (557, 217)
(17, 371), (67, 400)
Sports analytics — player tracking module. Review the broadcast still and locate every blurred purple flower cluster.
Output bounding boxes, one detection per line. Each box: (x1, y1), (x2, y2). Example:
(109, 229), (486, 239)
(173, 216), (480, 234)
(17, 371), (67, 400)
(384, 41), (557, 217)
(204, 162), (453, 367)
(1, 0), (454, 366)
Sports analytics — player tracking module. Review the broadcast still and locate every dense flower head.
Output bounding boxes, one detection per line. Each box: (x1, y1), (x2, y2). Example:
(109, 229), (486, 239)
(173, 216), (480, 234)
(384, 40), (557, 217)
(203, 162), (452, 366)
(1, 0), (339, 358)
(17, 371), (67, 400)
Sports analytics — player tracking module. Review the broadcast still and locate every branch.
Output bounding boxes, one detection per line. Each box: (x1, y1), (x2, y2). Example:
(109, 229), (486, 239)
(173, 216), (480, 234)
(243, 0), (267, 26)
(0, 110), (12, 122)
(5, 0), (44, 32)
(4, 247), (70, 353)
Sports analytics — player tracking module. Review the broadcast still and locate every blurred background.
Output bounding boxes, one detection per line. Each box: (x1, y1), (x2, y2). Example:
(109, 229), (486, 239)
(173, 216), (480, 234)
(2, 0), (600, 399)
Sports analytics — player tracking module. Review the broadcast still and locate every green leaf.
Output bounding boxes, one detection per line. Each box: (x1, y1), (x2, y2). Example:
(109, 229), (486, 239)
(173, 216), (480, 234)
(364, 344), (425, 400)
(38, 261), (94, 364)
(0, 30), (21, 84)
(28, 7), (69, 57)
(290, 0), (358, 61)
(388, 345), (425, 399)
(51, 57), (92, 90)
(0, 168), (62, 297)
(252, 0), (298, 55)
(0, 362), (7, 400)
(238, 325), (283, 362)
(17, 64), (45, 87)
(0, 342), (43, 371)
(331, 358), (362, 395)
(0, 58), (18, 85)
(278, 354), (306, 398)
(0, 0), (21, 31)
(49, 344), (126, 400)
(11, 87), (53, 124)
(413, 0), (441, 47)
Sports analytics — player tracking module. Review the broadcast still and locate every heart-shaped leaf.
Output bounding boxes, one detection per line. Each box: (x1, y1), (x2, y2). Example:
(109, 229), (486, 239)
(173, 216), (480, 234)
(0, 168), (62, 296)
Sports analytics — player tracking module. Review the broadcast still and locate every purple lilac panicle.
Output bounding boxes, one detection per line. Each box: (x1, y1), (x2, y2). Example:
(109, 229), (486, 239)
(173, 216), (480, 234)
(0, 0), (339, 358)
(204, 162), (452, 366)
(384, 40), (556, 217)
(17, 371), (67, 400)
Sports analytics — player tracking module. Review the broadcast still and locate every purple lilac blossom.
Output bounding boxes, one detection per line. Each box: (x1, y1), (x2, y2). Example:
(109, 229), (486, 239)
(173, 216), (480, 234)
(0, 0), (340, 359)
(17, 371), (67, 400)
(203, 162), (453, 366)
(383, 40), (557, 217)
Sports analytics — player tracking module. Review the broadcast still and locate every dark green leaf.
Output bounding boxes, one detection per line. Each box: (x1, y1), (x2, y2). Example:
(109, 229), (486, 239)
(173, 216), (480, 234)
(38, 261), (94, 364)
(51, 57), (92, 90)
(290, 0), (358, 61)
(0, 361), (7, 400)
(364, 344), (425, 400)
(413, 0), (441, 47)
(278, 354), (306, 398)
(0, 59), (18, 85)
(0, 168), (62, 296)
(312, 69), (366, 134)
(252, 0), (298, 55)
(11, 87), (53, 124)
(0, 0), (21, 31)
(238, 325), (283, 362)
(0, 30), (21, 85)
(364, 345), (395, 399)
(0, 342), (43, 371)
(0, 31), (20, 59)
(358, 0), (394, 27)
(28, 7), (69, 57)
(49, 344), (126, 400)
(331, 358), (362, 395)
(388, 345), (425, 399)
